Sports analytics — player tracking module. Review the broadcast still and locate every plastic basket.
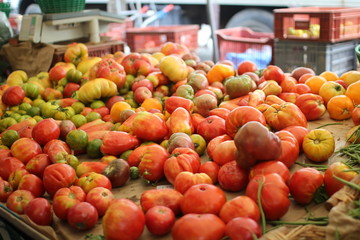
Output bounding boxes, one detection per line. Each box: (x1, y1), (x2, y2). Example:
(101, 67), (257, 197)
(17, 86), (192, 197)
(274, 39), (359, 76)
(36, 0), (85, 14)
(274, 7), (360, 43)
(0, 2), (11, 18)
(126, 25), (199, 53)
(51, 41), (124, 66)
(216, 27), (274, 69)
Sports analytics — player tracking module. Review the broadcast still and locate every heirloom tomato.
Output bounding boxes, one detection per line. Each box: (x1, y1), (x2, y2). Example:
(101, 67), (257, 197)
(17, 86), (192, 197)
(273, 130), (299, 168)
(64, 42), (88, 66)
(86, 187), (114, 217)
(289, 167), (324, 204)
(25, 153), (51, 178)
(18, 174), (44, 197)
(246, 173), (290, 220)
(6, 189), (34, 214)
(0, 157), (25, 180)
(196, 115), (226, 142)
(174, 171), (213, 194)
(145, 206), (175, 236)
(218, 161), (249, 192)
(219, 196), (260, 223)
(24, 198), (53, 226)
(42, 163), (77, 197)
(263, 65), (285, 84)
(1, 86), (25, 106)
(249, 160), (290, 183)
(103, 198), (145, 240)
(199, 161), (220, 184)
(0, 180), (13, 202)
(89, 58), (126, 89)
(52, 186), (86, 220)
(100, 131), (139, 156)
(32, 118), (61, 146)
(10, 138), (42, 164)
(164, 96), (194, 114)
(67, 202), (98, 230)
(324, 161), (358, 196)
(76, 172), (112, 193)
(225, 217), (262, 240)
(140, 188), (184, 215)
(8, 168), (29, 189)
(211, 140), (236, 166)
(295, 93), (326, 121)
(237, 60), (258, 75)
(43, 139), (71, 163)
(168, 107), (194, 135)
(302, 129), (335, 162)
(206, 62), (235, 83)
(206, 134), (232, 160)
(172, 213), (225, 240)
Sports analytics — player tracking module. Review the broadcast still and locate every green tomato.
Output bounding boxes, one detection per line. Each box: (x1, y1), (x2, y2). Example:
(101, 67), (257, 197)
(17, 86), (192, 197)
(19, 102), (32, 112)
(21, 82), (39, 99)
(57, 77), (68, 87)
(32, 98), (45, 108)
(71, 114), (87, 128)
(66, 129), (88, 151)
(0, 117), (17, 132)
(119, 150), (133, 161)
(86, 111), (101, 122)
(66, 69), (83, 84)
(1, 129), (19, 147)
(40, 101), (59, 118)
(86, 139), (103, 159)
(33, 115), (43, 122)
(71, 101), (85, 114)
(90, 100), (105, 109)
(27, 106), (41, 117)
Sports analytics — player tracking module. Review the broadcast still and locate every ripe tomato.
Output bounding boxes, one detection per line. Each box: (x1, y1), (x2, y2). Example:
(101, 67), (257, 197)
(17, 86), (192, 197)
(42, 163), (77, 197)
(225, 217), (262, 240)
(237, 60), (258, 75)
(273, 130), (300, 168)
(25, 153), (51, 179)
(32, 118), (61, 146)
(199, 161), (220, 184)
(8, 168), (29, 189)
(75, 172), (112, 193)
(43, 139), (72, 163)
(67, 202), (98, 230)
(52, 186), (86, 220)
(10, 138), (42, 164)
(246, 173), (290, 220)
(103, 198), (145, 240)
(219, 196), (260, 223)
(0, 180), (13, 202)
(180, 183), (226, 215)
(172, 213), (225, 240)
(174, 171), (213, 194)
(263, 65), (285, 84)
(0, 157), (25, 180)
(86, 187), (114, 217)
(6, 189), (34, 214)
(18, 174), (44, 197)
(196, 115), (227, 142)
(218, 161), (249, 192)
(282, 125), (309, 152)
(140, 188), (184, 216)
(145, 206), (175, 236)
(288, 167), (324, 204)
(324, 161), (358, 196)
(249, 160), (290, 183)
(2, 86), (25, 106)
(302, 129), (335, 162)
(24, 198), (52, 226)
(211, 140), (237, 166)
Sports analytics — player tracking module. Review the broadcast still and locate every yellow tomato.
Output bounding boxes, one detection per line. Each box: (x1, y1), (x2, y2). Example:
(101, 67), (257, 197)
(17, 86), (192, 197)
(302, 129), (335, 162)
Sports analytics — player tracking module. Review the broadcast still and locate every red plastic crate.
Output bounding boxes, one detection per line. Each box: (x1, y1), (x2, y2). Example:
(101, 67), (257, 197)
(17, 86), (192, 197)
(216, 27), (274, 69)
(274, 7), (360, 42)
(51, 41), (125, 66)
(100, 18), (134, 42)
(126, 25), (199, 53)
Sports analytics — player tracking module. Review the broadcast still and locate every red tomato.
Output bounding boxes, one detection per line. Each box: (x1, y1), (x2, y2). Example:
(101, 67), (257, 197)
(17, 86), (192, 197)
(8, 168), (29, 189)
(103, 198), (145, 240)
(225, 106), (267, 138)
(219, 196), (260, 223)
(6, 189), (34, 214)
(249, 160), (291, 183)
(24, 198), (53, 226)
(0, 157), (25, 180)
(289, 167), (324, 204)
(18, 174), (44, 197)
(76, 172), (112, 193)
(67, 202), (99, 230)
(206, 134), (232, 160)
(324, 161), (358, 196)
(52, 186), (86, 220)
(100, 131), (140, 156)
(32, 118), (61, 146)
(211, 140), (237, 166)
(174, 171), (213, 194)
(263, 65), (285, 84)
(295, 93), (326, 121)
(246, 173), (290, 220)
(352, 106), (360, 125)
(25, 153), (51, 179)
(282, 125), (309, 152)
(163, 147), (201, 184)
(225, 217), (262, 240)
(1, 86), (25, 106)
(63, 82), (81, 98)
(10, 138), (42, 164)
(180, 183), (226, 215)
(42, 163), (77, 197)
(140, 188), (183, 215)
(273, 130), (300, 168)
(86, 187), (114, 217)
(196, 115), (227, 142)
(0, 180), (13, 202)
(237, 60), (258, 75)
(145, 206), (175, 236)
(199, 161), (220, 184)
(218, 161), (249, 192)
(172, 213), (225, 240)
(43, 139), (71, 163)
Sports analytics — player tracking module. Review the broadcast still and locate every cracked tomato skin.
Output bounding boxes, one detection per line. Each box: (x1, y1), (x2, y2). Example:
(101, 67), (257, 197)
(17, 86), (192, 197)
(42, 163), (77, 197)
(103, 198), (145, 240)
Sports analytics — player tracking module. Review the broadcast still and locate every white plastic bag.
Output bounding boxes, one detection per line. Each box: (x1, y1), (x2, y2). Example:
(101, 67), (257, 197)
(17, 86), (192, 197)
(0, 12), (13, 45)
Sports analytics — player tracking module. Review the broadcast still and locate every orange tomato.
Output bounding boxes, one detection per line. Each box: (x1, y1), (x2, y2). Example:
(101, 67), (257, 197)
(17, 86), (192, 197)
(298, 73), (315, 84)
(304, 76), (327, 94)
(327, 95), (355, 120)
(319, 71), (339, 81)
(291, 83), (312, 95)
(206, 63), (235, 84)
(318, 81), (346, 104)
(140, 98), (163, 112)
(109, 101), (132, 123)
(345, 80), (360, 105)
(280, 77), (297, 92)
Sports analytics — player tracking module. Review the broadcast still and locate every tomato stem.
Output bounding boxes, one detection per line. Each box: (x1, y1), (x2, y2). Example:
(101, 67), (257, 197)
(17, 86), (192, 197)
(267, 220), (328, 226)
(257, 177), (267, 234)
(295, 161), (328, 171)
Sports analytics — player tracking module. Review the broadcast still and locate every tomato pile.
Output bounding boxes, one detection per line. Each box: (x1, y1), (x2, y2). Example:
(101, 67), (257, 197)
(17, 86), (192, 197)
(0, 41), (360, 239)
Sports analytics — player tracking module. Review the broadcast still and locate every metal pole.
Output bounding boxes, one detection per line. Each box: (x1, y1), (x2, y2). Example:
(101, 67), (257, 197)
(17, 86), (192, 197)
(206, 0), (219, 62)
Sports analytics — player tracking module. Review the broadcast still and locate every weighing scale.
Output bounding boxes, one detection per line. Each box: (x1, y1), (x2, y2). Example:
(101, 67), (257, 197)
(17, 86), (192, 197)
(19, 10), (127, 44)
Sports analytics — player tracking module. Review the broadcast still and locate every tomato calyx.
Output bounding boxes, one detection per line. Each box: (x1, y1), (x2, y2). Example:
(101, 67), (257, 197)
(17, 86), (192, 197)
(313, 186), (328, 204)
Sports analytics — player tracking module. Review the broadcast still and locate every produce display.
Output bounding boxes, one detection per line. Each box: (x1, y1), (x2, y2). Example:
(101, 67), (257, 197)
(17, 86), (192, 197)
(0, 41), (360, 240)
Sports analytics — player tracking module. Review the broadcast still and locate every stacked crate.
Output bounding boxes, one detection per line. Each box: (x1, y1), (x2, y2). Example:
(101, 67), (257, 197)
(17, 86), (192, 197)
(274, 7), (360, 75)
